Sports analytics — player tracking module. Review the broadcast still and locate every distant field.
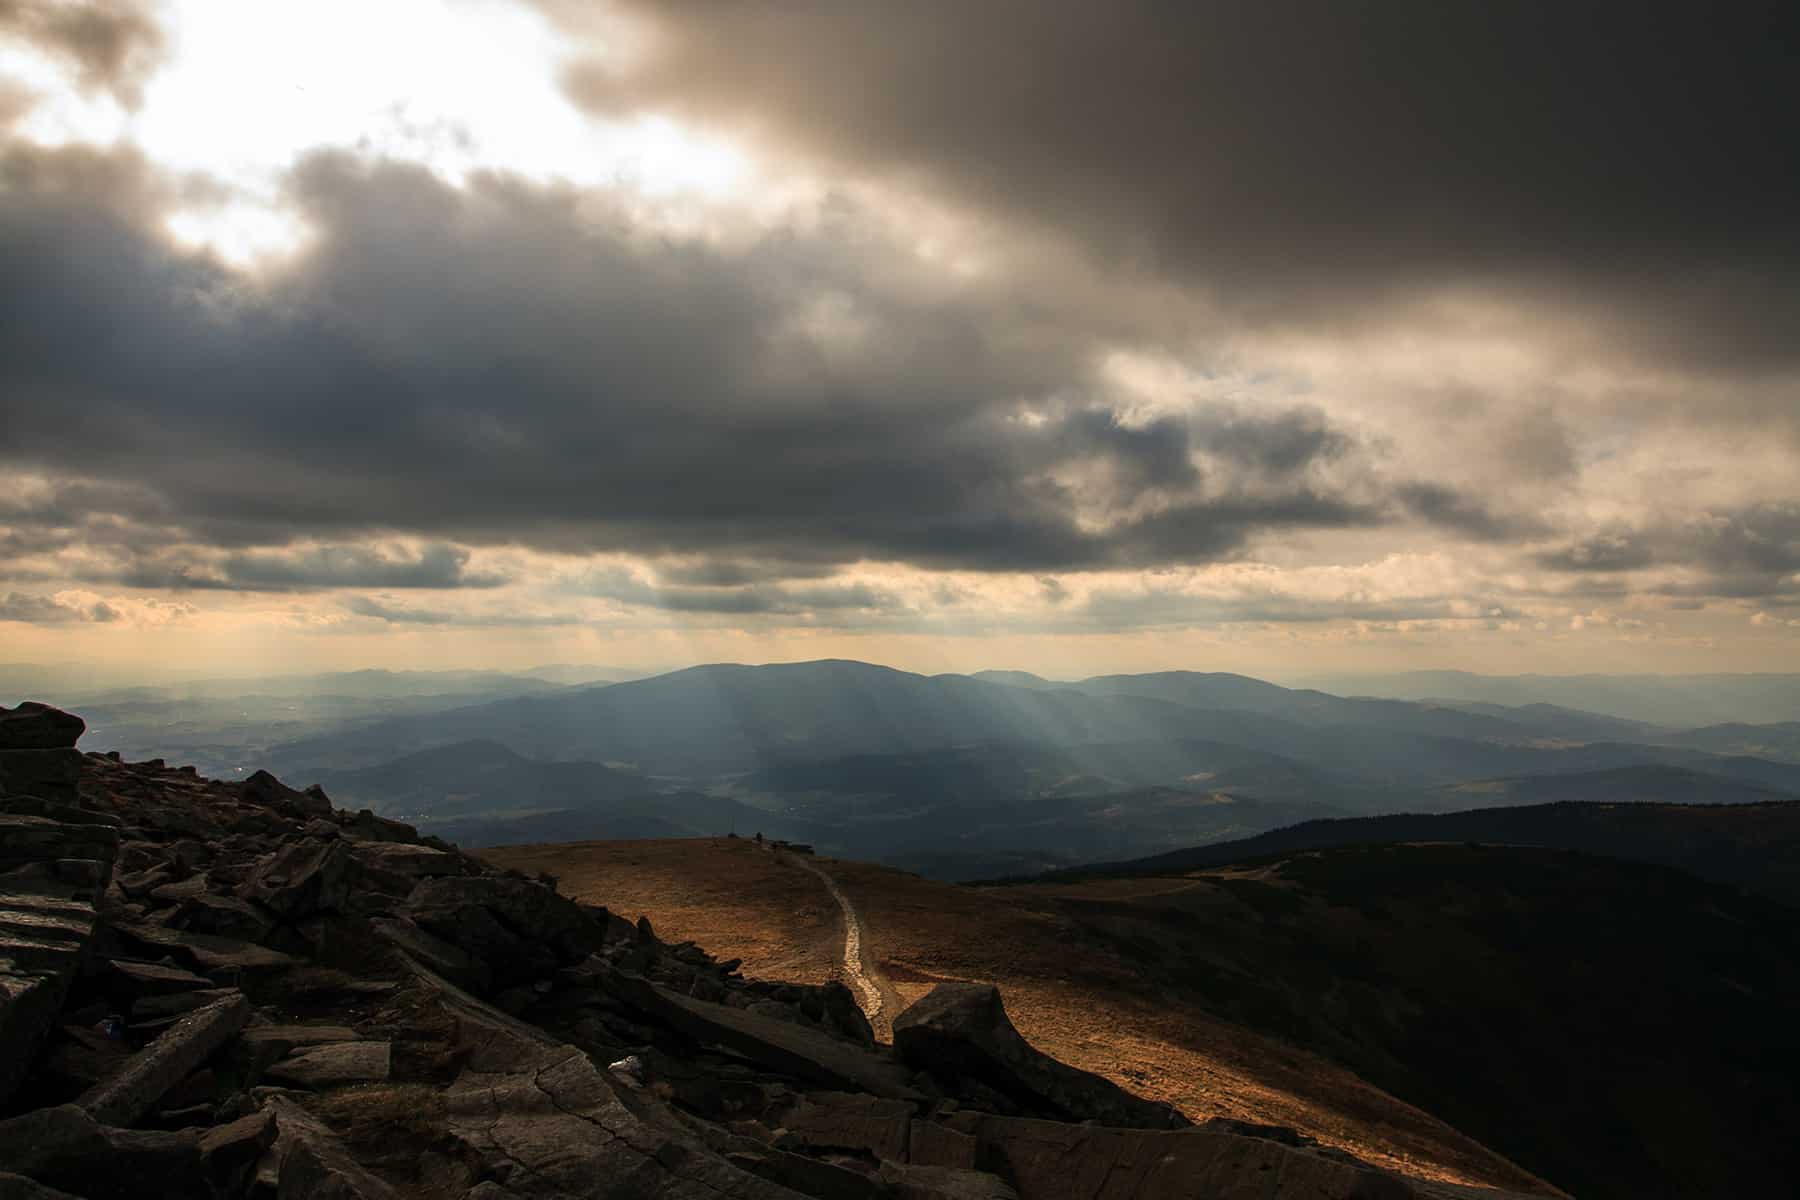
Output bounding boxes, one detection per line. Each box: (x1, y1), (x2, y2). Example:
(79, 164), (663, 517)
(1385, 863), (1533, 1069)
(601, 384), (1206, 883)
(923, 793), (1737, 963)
(484, 836), (1555, 1195)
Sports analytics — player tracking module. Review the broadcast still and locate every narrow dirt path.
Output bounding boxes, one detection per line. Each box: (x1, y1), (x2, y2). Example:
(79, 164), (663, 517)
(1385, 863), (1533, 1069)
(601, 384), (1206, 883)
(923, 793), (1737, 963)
(786, 854), (897, 1041)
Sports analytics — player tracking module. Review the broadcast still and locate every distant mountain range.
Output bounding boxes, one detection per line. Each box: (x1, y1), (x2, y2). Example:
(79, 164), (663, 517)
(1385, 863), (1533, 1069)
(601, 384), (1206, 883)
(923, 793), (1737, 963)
(1295, 669), (1800, 726)
(1046, 788), (1800, 907)
(164, 659), (1790, 876)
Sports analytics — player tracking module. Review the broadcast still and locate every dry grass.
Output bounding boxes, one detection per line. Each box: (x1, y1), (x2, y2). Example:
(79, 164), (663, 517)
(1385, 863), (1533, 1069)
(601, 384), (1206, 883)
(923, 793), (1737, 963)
(314, 1082), (448, 1140)
(487, 837), (842, 985)
(484, 838), (1557, 1196)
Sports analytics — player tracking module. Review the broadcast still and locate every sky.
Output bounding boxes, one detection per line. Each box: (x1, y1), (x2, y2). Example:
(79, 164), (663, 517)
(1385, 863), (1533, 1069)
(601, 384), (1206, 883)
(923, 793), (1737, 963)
(2, 0), (1798, 682)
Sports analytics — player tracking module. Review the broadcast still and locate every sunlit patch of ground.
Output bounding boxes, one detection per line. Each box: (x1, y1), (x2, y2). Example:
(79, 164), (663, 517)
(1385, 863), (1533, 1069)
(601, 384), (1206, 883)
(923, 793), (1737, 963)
(484, 837), (1559, 1196)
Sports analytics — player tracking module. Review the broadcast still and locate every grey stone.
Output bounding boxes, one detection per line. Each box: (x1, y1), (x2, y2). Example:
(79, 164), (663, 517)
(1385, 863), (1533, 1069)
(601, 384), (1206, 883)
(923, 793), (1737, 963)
(79, 992), (251, 1125)
(264, 1041), (391, 1088)
(776, 1091), (913, 1161)
(937, 1112), (1428, 1200)
(893, 985), (1186, 1130)
(350, 842), (462, 878)
(442, 1042), (805, 1200)
(241, 771), (332, 819)
(262, 1095), (398, 1200)
(0, 703), (84, 750)
(876, 1162), (1019, 1200)
(602, 970), (924, 1101)
(0, 796), (118, 827)
(0, 751), (83, 807)
(131, 986), (240, 1021)
(370, 916), (492, 993)
(406, 875), (605, 987)
(0, 960), (64, 1106)
(105, 957), (214, 997)
(111, 919), (297, 977)
(0, 1105), (205, 1199)
(198, 1109), (278, 1197)
(237, 838), (356, 919)
(0, 1171), (84, 1200)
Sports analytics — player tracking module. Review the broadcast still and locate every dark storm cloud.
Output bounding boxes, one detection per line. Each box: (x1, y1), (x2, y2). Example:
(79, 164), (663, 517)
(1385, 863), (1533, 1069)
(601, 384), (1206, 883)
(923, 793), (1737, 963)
(574, 567), (897, 616)
(0, 0), (165, 107)
(1538, 506), (1800, 600)
(1396, 484), (1548, 543)
(0, 590), (117, 623)
(573, 0), (1800, 371)
(0, 142), (1413, 580)
(217, 544), (506, 591)
(342, 596), (577, 627)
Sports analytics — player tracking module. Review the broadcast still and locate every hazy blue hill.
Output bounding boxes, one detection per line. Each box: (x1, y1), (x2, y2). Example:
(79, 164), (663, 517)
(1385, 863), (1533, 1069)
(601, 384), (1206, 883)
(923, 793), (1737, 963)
(259, 660), (1800, 807)
(961, 669), (1057, 689)
(1046, 788), (1800, 907)
(1297, 670), (1800, 726)
(1436, 763), (1793, 808)
(1017, 842), (1800, 1199)
(306, 738), (661, 820)
(304, 737), (797, 846)
(1652, 721), (1800, 764)
(262, 659), (1329, 774)
(1426, 700), (1665, 741)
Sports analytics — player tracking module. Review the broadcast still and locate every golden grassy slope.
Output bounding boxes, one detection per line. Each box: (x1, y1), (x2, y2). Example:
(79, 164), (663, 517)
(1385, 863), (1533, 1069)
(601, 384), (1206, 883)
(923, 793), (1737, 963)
(484, 837), (1556, 1196)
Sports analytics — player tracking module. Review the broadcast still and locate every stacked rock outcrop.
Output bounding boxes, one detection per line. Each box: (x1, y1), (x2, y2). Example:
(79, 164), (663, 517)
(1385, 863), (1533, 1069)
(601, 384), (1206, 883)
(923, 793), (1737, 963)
(0, 702), (1543, 1199)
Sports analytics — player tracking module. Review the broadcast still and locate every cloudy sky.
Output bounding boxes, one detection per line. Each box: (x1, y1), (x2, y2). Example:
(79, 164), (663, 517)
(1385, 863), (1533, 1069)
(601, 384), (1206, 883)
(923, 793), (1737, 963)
(2, 0), (1797, 680)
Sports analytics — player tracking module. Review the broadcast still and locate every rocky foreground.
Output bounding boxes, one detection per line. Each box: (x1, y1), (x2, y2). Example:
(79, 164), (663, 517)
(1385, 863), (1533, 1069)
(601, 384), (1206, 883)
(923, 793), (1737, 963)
(0, 702), (1540, 1199)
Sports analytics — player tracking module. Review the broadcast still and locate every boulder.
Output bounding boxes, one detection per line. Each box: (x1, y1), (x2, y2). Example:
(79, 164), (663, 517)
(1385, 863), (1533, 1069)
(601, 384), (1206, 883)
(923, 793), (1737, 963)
(264, 1041), (391, 1089)
(111, 919), (297, 977)
(197, 1109), (278, 1197)
(237, 839), (356, 920)
(0, 1171), (83, 1200)
(602, 971), (924, 1101)
(0, 814), (118, 876)
(0, 703), (84, 750)
(261, 1095), (397, 1200)
(173, 892), (277, 941)
(405, 876), (605, 987)
(820, 980), (875, 1047)
(0, 1105), (206, 1200)
(0, 796), (118, 827)
(348, 841), (462, 879)
(240, 771), (332, 819)
(0, 862), (106, 1106)
(370, 916), (491, 992)
(931, 1112), (1422, 1200)
(441, 1043), (803, 1200)
(338, 809), (420, 844)
(876, 1162), (1019, 1200)
(777, 1091), (913, 1161)
(0, 961), (66, 1107)
(104, 958), (214, 998)
(79, 992), (252, 1125)
(893, 985), (1186, 1130)
(0, 751), (83, 807)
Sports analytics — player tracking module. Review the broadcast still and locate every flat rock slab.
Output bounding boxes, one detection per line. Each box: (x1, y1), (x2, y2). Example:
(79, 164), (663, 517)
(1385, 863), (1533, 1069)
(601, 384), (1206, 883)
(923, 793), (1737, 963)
(0, 1169), (85, 1199)
(941, 1113), (1425, 1200)
(444, 1044), (807, 1200)
(0, 961), (65, 1106)
(111, 920), (297, 977)
(603, 972), (925, 1102)
(262, 1095), (397, 1200)
(79, 992), (251, 1125)
(265, 1041), (391, 1089)
(351, 843), (462, 878)
(371, 916), (491, 993)
(894, 985), (1185, 1130)
(106, 958), (215, 996)
(241, 1025), (361, 1056)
